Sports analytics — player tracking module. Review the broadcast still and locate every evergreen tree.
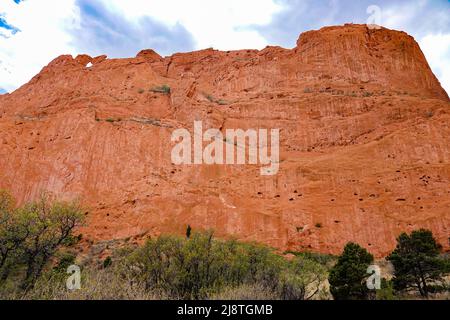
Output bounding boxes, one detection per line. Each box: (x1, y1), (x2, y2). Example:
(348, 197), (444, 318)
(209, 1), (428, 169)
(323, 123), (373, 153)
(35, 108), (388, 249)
(329, 242), (374, 300)
(387, 229), (447, 298)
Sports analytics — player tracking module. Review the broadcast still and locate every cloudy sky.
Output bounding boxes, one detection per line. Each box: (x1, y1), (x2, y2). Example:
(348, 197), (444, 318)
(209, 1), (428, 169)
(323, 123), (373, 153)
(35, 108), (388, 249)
(0, 0), (449, 94)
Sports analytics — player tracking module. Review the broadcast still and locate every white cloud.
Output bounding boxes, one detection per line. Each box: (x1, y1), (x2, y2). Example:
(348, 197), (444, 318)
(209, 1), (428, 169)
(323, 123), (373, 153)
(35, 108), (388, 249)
(0, 0), (81, 92)
(420, 33), (450, 95)
(98, 0), (282, 50)
(0, 0), (282, 92)
(380, 0), (450, 95)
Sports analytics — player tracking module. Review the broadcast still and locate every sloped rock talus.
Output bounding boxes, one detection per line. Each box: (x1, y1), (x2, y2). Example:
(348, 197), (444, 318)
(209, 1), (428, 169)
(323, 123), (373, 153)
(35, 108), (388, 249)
(0, 24), (449, 257)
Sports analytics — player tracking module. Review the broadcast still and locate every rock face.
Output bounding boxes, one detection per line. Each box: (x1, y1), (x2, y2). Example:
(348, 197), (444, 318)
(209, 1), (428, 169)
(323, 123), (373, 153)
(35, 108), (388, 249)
(0, 24), (449, 257)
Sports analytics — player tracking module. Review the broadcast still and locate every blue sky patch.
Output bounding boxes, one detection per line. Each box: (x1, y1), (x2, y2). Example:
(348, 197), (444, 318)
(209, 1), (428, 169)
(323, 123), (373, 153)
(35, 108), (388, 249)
(0, 0), (22, 36)
(0, 16), (19, 33)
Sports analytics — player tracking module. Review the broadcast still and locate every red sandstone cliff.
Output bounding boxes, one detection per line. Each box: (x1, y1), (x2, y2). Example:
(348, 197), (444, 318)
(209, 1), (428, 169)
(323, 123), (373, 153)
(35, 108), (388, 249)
(0, 24), (449, 257)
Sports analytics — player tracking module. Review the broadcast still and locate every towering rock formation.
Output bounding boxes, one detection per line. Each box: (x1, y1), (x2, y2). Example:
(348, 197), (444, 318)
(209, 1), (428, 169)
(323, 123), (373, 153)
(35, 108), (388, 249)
(0, 24), (448, 257)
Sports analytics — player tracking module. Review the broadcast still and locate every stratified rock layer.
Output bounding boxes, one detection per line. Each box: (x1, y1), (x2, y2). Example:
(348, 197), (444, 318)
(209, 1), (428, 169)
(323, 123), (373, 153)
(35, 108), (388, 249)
(0, 24), (449, 257)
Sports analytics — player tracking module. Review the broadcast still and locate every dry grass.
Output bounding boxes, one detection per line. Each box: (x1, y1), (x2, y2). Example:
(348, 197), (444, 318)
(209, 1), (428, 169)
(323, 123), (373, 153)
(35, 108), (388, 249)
(2, 268), (162, 300)
(208, 283), (279, 300)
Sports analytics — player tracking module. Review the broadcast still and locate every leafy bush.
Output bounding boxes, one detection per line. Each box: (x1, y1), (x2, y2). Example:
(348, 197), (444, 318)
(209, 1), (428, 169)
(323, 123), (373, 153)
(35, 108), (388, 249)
(204, 93), (229, 105)
(279, 256), (328, 300)
(121, 232), (328, 300)
(205, 94), (215, 102)
(217, 99), (229, 105)
(0, 191), (84, 290)
(376, 278), (396, 300)
(151, 85), (171, 94)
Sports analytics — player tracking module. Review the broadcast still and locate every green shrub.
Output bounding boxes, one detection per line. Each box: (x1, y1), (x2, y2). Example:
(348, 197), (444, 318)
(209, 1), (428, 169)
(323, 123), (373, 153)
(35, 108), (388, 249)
(279, 256), (328, 300)
(0, 191), (84, 290)
(205, 94), (215, 102)
(53, 252), (77, 274)
(151, 85), (171, 94)
(376, 278), (396, 300)
(217, 99), (229, 105)
(121, 232), (328, 300)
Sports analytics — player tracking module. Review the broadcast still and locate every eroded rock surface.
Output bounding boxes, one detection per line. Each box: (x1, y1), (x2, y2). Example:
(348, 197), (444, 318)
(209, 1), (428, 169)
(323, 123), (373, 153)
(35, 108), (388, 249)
(0, 24), (449, 257)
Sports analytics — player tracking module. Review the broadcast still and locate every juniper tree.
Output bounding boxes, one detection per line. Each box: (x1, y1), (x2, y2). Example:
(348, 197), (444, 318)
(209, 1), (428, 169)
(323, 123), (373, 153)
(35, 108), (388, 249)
(387, 229), (447, 298)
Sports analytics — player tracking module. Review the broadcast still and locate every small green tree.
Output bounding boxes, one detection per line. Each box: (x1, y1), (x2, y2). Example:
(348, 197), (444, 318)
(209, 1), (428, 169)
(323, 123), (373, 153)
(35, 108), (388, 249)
(328, 242), (374, 300)
(0, 192), (84, 289)
(0, 190), (30, 279)
(19, 194), (85, 288)
(387, 229), (447, 298)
